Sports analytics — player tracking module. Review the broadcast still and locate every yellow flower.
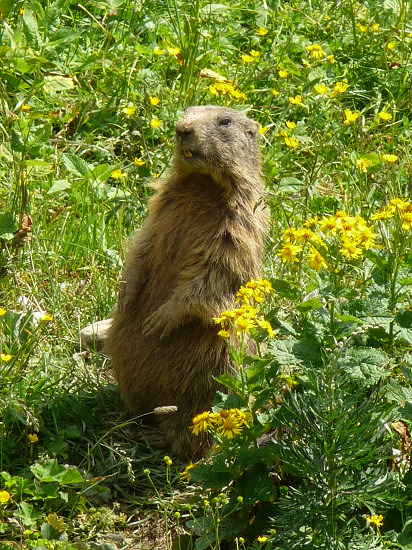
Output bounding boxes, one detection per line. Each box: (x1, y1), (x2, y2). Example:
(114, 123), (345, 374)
(277, 243), (303, 263)
(242, 54), (255, 63)
(319, 215), (338, 234)
(39, 313), (52, 322)
(0, 491), (10, 504)
(153, 46), (164, 56)
(304, 216), (319, 229)
(307, 248), (327, 271)
(257, 536), (268, 544)
(0, 308), (6, 316)
(401, 212), (412, 231)
(111, 169), (126, 179)
(134, 157), (145, 166)
(382, 154), (398, 163)
(28, 433), (39, 444)
(191, 412), (212, 435)
(340, 239), (363, 260)
(389, 198), (410, 211)
(377, 111), (392, 121)
(314, 84), (329, 95)
(122, 105), (136, 116)
(366, 514), (384, 527)
(356, 225), (377, 250)
(149, 96), (160, 106)
(371, 208), (395, 221)
(217, 329), (230, 339)
(357, 24), (368, 33)
(343, 109), (359, 125)
(208, 82), (247, 101)
(0, 353), (12, 362)
(285, 121), (296, 129)
(218, 416), (244, 439)
(166, 46), (181, 56)
(259, 125), (268, 135)
(272, 89), (280, 97)
(278, 69), (288, 78)
(250, 50), (260, 58)
(180, 462), (195, 482)
(284, 136), (299, 148)
(330, 81), (349, 97)
(387, 42), (395, 50)
(21, 104), (31, 111)
(356, 158), (371, 172)
(371, 23), (380, 32)
(256, 318), (275, 337)
(327, 55), (336, 63)
(289, 95), (305, 107)
(258, 27), (268, 36)
(150, 117), (162, 129)
(306, 44), (326, 59)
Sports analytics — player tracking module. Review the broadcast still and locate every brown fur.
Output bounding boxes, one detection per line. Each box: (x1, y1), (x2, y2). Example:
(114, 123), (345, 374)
(105, 105), (268, 460)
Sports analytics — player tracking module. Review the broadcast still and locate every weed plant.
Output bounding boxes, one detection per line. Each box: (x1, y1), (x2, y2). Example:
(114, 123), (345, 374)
(0, 0), (411, 548)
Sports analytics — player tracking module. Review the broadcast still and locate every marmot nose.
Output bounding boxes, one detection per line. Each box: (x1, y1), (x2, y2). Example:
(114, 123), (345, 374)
(176, 124), (194, 139)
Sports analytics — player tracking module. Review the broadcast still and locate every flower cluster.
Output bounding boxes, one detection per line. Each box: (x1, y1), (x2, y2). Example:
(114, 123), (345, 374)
(209, 81), (247, 101)
(191, 408), (252, 439)
(371, 198), (412, 230)
(214, 279), (275, 338)
(277, 210), (378, 268)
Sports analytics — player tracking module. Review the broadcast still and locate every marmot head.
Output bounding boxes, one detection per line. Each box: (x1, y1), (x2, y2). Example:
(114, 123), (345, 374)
(171, 105), (260, 189)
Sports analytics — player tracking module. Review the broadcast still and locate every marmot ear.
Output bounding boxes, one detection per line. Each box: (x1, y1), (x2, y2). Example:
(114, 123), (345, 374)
(246, 119), (259, 137)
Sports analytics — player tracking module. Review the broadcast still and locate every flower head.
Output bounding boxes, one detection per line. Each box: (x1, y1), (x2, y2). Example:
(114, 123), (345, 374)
(180, 462), (195, 482)
(258, 27), (268, 36)
(330, 81), (349, 97)
(150, 117), (162, 129)
(289, 95), (305, 107)
(111, 169), (126, 179)
(122, 105), (136, 116)
(356, 158), (371, 172)
(306, 44), (326, 59)
(28, 433), (39, 444)
(366, 514), (383, 527)
(277, 243), (303, 263)
(149, 96), (160, 106)
(191, 412), (212, 435)
(314, 84), (329, 95)
(0, 491), (10, 504)
(284, 136), (299, 148)
(307, 248), (327, 271)
(0, 353), (12, 362)
(0, 308), (6, 316)
(343, 109), (359, 125)
(278, 69), (288, 78)
(382, 154), (398, 163)
(377, 111), (392, 121)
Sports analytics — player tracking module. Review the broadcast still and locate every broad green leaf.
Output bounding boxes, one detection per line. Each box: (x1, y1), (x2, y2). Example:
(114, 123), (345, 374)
(62, 153), (90, 178)
(0, 212), (17, 240)
(278, 177), (304, 193)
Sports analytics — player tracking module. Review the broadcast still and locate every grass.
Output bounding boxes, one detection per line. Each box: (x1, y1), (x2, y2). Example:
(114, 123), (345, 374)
(0, 0), (411, 548)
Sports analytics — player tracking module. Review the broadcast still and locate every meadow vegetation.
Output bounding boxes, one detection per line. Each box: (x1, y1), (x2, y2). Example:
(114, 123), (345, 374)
(0, 0), (411, 548)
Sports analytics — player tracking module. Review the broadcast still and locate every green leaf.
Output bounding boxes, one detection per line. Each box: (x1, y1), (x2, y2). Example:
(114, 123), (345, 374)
(278, 177), (304, 193)
(0, 212), (17, 240)
(31, 459), (84, 484)
(47, 179), (71, 195)
(190, 457), (233, 489)
(398, 519), (412, 546)
(22, 10), (40, 49)
(296, 297), (323, 312)
(62, 153), (90, 178)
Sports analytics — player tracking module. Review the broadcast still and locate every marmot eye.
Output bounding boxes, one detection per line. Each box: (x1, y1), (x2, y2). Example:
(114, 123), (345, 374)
(219, 117), (232, 127)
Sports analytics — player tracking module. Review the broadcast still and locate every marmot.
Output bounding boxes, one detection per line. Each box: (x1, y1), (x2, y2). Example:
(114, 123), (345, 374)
(106, 105), (268, 460)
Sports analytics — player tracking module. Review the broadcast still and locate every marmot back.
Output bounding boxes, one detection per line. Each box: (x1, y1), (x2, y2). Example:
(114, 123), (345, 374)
(106, 105), (268, 460)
